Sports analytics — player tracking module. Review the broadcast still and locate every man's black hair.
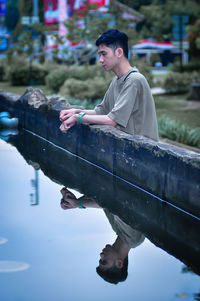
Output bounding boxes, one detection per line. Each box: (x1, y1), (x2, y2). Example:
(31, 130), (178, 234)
(96, 29), (129, 59)
(96, 256), (128, 284)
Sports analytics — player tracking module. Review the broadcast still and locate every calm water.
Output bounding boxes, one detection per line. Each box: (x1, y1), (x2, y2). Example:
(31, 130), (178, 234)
(0, 132), (199, 301)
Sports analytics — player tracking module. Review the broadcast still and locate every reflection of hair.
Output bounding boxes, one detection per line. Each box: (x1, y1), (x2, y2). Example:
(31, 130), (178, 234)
(96, 29), (129, 59)
(96, 256), (128, 284)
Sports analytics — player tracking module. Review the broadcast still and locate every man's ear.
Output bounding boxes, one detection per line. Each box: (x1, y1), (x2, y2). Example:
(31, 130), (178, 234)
(115, 259), (123, 269)
(115, 47), (123, 58)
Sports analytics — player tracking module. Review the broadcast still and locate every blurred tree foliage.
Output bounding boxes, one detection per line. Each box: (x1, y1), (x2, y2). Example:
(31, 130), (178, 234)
(5, 0), (200, 61)
(53, 0), (139, 64)
(7, 0), (44, 38)
(5, 0), (19, 32)
(138, 0), (200, 40)
(187, 18), (200, 58)
(119, 0), (152, 10)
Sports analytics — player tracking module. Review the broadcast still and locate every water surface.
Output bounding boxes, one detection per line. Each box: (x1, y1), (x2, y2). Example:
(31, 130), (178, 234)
(0, 134), (199, 301)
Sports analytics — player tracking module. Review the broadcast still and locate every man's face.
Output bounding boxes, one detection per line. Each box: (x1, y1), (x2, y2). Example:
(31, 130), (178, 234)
(98, 44), (118, 71)
(98, 244), (120, 270)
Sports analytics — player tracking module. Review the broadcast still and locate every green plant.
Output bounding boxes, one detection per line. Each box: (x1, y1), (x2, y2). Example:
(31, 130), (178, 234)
(62, 97), (101, 109)
(46, 64), (112, 93)
(45, 66), (68, 92)
(161, 71), (200, 92)
(158, 116), (200, 148)
(59, 76), (112, 100)
(169, 60), (200, 72)
(130, 56), (154, 87)
(8, 57), (48, 86)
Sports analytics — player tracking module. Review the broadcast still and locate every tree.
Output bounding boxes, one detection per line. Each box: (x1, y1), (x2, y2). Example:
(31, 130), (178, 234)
(187, 18), (200, 58)
(53, 1), (140, 64)
(7, 0), (44, 39)
(138, 0), (200, 41)
(119, 0), (152, 10)
(5, 0), (20, 32)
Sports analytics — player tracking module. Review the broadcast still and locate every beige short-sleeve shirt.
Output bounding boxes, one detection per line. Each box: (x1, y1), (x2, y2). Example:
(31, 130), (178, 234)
(95, 68), (159, 141)
(104, 209), (145, 248)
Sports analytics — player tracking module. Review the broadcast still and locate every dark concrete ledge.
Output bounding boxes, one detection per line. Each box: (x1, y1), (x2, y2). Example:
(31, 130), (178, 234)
(0, 88), (200, 217)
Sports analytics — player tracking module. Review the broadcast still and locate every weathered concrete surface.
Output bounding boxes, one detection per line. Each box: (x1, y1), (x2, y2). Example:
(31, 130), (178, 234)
(0, 88), (200, 218)
(7, 130), (200, 275)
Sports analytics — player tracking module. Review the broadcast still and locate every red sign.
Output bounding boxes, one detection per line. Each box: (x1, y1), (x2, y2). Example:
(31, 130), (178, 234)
(44, 0), (59, 26)
(68, 0), (109, 12)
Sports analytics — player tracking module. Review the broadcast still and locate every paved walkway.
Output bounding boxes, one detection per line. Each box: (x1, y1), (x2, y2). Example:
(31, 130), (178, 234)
(151, 87), (166, 95)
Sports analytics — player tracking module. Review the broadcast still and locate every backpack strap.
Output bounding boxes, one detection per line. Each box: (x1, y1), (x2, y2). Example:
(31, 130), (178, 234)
(124, 70), (137, 82)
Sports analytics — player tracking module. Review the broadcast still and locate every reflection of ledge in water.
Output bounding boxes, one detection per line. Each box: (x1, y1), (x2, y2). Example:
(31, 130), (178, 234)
(7, 130), (200, 276)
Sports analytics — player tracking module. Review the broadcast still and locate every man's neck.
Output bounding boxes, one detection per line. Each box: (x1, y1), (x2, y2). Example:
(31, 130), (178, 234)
(113, 60), (132, 79)
(112, 236), (130, 259)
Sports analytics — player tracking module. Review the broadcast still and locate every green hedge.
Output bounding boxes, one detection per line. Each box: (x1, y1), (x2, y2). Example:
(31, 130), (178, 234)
(45, 64), (108, 93)
(59, 97), (101, 110)
(158, 116), (200, 148)
(130, 56), (154, 87)
(161, 71), (200, 92)
(59, 76), (112, 100)
(170, 60), (200, 72)
(8, 57), (48, 86)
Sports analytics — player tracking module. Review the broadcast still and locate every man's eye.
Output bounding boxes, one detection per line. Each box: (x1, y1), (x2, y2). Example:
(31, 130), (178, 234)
(100, 259), (107, 265)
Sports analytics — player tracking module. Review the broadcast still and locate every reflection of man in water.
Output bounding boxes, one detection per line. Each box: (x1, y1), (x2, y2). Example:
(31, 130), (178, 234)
(60, 187), (145, 284)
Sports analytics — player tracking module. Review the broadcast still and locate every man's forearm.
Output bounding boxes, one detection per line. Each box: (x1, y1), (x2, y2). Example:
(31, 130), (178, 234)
(78, 196), (101, 208)
(75, 109), (97, 115)
(81, 109), (97, 115)
(80, 114), (117, 127)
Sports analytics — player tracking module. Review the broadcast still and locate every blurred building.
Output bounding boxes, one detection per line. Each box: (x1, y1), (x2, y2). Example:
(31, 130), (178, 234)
(0, 0), (9, 53)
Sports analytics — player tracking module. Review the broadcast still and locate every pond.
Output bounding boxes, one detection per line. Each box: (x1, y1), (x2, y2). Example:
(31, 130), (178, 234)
(0, 130), (199, 301)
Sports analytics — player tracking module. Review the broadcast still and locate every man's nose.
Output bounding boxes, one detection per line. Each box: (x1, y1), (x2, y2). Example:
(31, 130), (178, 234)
(99, 55), (103, 63)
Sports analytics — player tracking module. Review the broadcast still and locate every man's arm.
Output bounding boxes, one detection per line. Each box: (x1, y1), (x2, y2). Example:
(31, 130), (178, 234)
(60, 108), (97, 122)
(60, 113), (117, 133)
(60, 187), (101, 210)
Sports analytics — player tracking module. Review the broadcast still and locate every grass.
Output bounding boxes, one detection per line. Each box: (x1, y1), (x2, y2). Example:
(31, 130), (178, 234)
(154, 93), (200, 129)
(154, 93), (200, 148)
(0, 81), (50, 96)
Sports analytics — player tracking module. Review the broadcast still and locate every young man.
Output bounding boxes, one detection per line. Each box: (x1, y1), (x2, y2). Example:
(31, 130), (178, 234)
(60, 29), (159, 141)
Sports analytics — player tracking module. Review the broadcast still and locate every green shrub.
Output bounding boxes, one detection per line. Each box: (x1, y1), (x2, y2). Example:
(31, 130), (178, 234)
(158, 116), (200, 148)
(62, 97), (101, 109)
(59, 76), (112, 100)
(8, 57), (48, 86)
(45, 66), (68, 92)
(170, 60), (200, 72)
(161, 71), (200, 92)
(130, 56), (154, 87)
(46, 64), (112, 93)
(43, 60), (60, 74)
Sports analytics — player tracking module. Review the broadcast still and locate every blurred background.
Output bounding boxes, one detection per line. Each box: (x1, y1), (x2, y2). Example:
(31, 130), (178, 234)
(0, 0), (200, 149)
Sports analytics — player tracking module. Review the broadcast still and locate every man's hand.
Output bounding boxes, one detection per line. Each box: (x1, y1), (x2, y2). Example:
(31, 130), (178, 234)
(60, 187), (78, 210)
(59, 114), (78, 133)
(60, 109), (79, 122)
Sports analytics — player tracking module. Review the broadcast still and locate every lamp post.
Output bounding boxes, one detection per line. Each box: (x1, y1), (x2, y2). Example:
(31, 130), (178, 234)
(33, 0), (38, 18)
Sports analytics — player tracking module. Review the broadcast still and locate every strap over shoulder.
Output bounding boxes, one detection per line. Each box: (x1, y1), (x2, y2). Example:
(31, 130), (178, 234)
(124, 70), (137, 82)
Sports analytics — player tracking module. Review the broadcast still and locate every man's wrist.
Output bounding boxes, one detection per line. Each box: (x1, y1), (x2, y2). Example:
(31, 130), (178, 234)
(78, 112), (86, 123)
(78, 198), (86, 209)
